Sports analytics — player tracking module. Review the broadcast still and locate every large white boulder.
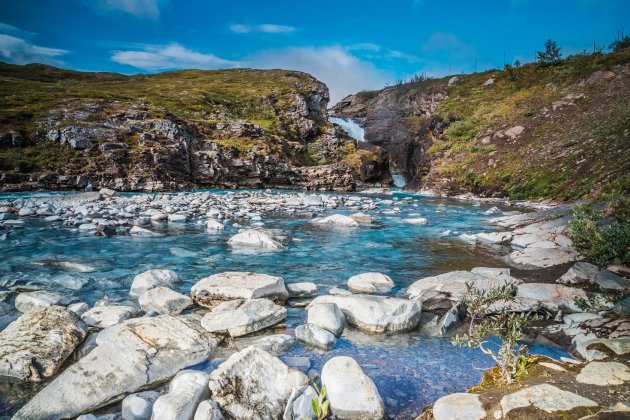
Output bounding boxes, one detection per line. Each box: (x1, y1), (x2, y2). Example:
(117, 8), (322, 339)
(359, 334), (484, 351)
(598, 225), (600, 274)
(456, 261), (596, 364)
(516, 283), (588, 313)
(500, 384), (597, 416)
(433, 393), (486, 420)
(235, 333), (295, 356)
(321, 356), (384, 419)
(14, 291), (67, 313)
(295, 324), (337, 349)
(287, 282), (318, 298)
(191, 271), (288, 308)
(194, 400), (224, 420)
(152, 370), (211, 420)
(0, 306), (87, 382)
(13, 315), (218, 419)
(139, 286), (192, 315)
(81, 305), (137, 328)
(200, 298), (286, 337)
(283, 385), (317, 420)
(312, 214), (358, 227)
(227, 229), (283, 249)
(130, 269), (181, 298)
(347, 272), (395, 294)
(122, 391), (160, 420)
(208, 347), (309, 419)
(307, 302), (345, 336)
(308, 295), (421, 333)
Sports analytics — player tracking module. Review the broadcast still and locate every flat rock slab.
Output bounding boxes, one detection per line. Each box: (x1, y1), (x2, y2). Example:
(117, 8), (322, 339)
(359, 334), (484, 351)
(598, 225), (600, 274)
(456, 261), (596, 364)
(432, 393), (486, 420)
(517, 283), (588, 313)
(309, 294), (421, 333)
(507, 247), (581, 269)
(500, 384), (598, 416)
(191, 271), (288, 308)
(321, 356), (384, 419)
(200, 298), (286, 337)
(0, 306), (87, 381)
(208, 347), (308, 419)
(576, 361), (630, 386)
(13, 315), (218, 420)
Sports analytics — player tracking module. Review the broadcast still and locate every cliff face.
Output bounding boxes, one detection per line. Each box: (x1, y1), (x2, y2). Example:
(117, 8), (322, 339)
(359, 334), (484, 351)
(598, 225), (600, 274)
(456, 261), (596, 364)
(0, 64), (388, 191)
(332, 50), (630, 200)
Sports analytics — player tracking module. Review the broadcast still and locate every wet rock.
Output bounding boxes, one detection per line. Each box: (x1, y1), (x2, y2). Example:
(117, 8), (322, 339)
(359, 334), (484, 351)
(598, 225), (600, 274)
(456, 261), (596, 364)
(200, 298), (286, 337)
(95, 224), (117, 237)
(403, 217), (428, 225)
(309, 294), (421, 333)
(557, 262), (599, 285)
(152, 370), (210, 420)
(235, 333), (295, 356)
(351, 213), (372, 224)
(129, 226), (160, 236)
(14, 290), (67, 313)
(67, 302), (90, 316)
(347, 272), (394, 294)
(500, 384), (597, 415)
(122, 391), (160, 420)
(0, 306), (87, 381)
(208, 347), (309, 419)
(191, 271), (288, 308)
(81, 305), (137, 328)
(130, 269), (181, 298)
(283, 385), (317, 420)
(13, 315), (218, 420)
(516, 283), (588, 313)
(287, 282), (318, 298)
(307, 302), (345, 336)
(475, 231), (513, 244)
(312, 214), (358, 227)
(321, 356), (384, 419)
(227, 229), (283, 249)
(205, 219), (224, 231)
(194, 400), (224, 420)
(295, 324), (337, 349)
(432, 393), (486, 420)
(138, 286), (192, 315)
(576, 361), (630, 386)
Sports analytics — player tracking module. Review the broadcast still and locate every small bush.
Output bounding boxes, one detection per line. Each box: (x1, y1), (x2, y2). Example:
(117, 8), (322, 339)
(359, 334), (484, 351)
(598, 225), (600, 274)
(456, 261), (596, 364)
(537, 39), (563, 66)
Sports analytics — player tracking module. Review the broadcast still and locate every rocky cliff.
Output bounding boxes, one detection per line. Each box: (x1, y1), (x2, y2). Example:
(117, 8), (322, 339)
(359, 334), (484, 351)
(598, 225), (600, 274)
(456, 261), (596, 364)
(332, 49), (630, 200)
(0, 64), (389, 191)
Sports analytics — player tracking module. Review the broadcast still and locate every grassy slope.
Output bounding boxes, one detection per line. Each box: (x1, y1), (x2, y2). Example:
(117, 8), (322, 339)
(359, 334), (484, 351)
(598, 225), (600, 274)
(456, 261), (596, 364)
(385, 50), (630, 200)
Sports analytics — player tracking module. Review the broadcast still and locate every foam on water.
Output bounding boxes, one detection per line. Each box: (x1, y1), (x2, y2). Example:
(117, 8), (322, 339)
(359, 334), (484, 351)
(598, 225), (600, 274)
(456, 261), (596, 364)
(329, 116), (365, 142)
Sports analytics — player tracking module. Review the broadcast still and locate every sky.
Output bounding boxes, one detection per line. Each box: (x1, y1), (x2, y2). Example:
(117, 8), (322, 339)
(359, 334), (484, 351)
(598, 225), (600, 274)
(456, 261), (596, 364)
(0, 0), (629, 103)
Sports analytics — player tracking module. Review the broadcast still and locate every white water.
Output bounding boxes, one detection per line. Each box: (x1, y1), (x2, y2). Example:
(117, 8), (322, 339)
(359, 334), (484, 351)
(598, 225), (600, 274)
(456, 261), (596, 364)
(329, 116), (365, 142)
(392, 173), (407, 188)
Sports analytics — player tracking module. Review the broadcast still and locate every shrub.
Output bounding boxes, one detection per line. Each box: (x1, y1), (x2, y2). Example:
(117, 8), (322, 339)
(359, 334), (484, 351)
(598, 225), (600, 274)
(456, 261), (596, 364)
(537, 39), (563, 66)
(453, 283), (537, 384)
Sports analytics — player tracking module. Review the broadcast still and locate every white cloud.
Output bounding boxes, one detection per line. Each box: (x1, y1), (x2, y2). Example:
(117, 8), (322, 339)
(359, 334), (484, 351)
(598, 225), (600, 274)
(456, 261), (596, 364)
(90, 0), (163, 19)
(111, 43), (238, 70)
(0, 24), (69, 66)
(229, 24), (297, 34)
(245, 46), (391, 104)
(421, 32), (475, 59)
(347, 43), (421, 62)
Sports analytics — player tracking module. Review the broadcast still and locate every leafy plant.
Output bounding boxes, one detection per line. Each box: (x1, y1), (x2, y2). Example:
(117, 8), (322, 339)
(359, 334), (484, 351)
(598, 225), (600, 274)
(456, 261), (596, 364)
(537, 39), (563, 66)
(453, 282), (537, 384)
(310, 383), (330, 420)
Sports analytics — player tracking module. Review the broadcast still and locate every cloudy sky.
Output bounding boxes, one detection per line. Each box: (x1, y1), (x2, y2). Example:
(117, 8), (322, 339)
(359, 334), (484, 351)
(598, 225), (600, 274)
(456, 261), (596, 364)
(0, 0), (628, 103)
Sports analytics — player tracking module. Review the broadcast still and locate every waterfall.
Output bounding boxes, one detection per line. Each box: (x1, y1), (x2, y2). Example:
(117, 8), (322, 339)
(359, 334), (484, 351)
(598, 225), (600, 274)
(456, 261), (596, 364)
(329, 116), (365, 142)
(391, 173), (407, 188)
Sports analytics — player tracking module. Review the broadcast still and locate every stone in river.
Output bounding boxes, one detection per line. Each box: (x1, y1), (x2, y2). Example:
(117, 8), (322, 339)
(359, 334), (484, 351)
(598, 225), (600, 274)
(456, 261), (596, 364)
(14, 290), (68, 313)
(235, 333), (295, 356)
(321, 356), (384, 420)
(307, 302), (345, 336)
(152, 370), (210, 420)
(0, 306), (87, 382)
(208, 347), (308, 419)
(138, 286), (192, 315)
(130, 269), (181, 298)
(122, 391), (160, 420)
(311, 214), (358, 227)
(286, 282), (318, 298)
(347, 272), (394, 294)
(191, 271), (288, 308)
(227, 229), (283, 249)
(200, 298), (286, 337)
(194, 400), (224, 420)
(81, 305), (137, 328)
(283, 385), (318, 420)
(432, 393), (486, 420)
(295, 324), (337, 350)
(13, 315), (218, 420)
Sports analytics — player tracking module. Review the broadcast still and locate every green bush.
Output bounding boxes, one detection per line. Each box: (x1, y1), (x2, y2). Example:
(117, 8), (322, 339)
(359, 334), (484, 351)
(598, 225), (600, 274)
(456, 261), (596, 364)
(568, 203), (630, 267)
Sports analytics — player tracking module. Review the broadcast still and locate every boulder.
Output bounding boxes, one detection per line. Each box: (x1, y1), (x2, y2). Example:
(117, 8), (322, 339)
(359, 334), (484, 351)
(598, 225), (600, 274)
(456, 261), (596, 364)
(516, 283), (588, 313)
(0, 306), (87, 381)
(81, 305), (137, 328)
(14, 290), (67, 313)
(557, 262), (599, 285)
(208, 347), (309, 419)
(191, 271), (288, 308)
(308, 295), (421, 333)
(295, 324), (337, 349)
(194, 400), (224, 420)
(138, 286), (192, 315)
(227, 229), (283, 249)
(433, 393), (486, 420)
(307, 302), (345, 336)
(321, 356), (384, 419)
(593, 271), (630, 291)
(576, 361), (630, 386)
(152, 370), (211, 420)
(13, 315), (218, 420)
(283, 385), (317, 420)
(287, 282), (318, 298)
(347, 272), (394, 294)
(130, 269), (181, 298)
(235, 333), (295, 356)
(122, 391), (160, 420)
(403, 217), (428, 225)
(312, 214), (358, 227)
(200, 298), (286, 337)
(500, 384), (598, 416)
(205, 219), (224, 231)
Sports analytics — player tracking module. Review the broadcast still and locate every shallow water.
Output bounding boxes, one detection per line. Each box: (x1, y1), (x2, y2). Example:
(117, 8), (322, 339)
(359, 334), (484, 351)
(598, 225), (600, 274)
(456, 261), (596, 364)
(0, 190), (565, 418)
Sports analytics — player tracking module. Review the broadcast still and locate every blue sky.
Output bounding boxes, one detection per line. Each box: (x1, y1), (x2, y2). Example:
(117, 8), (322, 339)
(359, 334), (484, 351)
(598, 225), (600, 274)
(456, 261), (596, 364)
(0, 0), (628, 103)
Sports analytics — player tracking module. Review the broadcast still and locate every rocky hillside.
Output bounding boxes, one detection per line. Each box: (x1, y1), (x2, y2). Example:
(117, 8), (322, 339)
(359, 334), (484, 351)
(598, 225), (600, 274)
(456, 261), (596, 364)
(332, 49), (630, 200)
(0, 64), (388, 191)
